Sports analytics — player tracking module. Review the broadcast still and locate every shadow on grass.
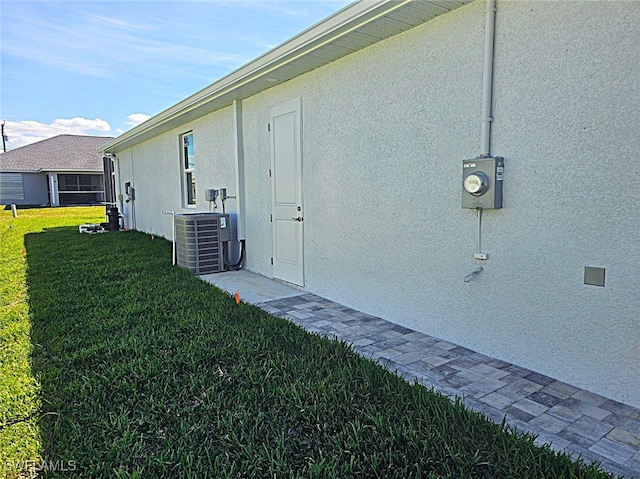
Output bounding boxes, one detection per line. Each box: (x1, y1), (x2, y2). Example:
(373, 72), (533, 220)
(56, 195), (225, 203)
(25, 227), (617, 478)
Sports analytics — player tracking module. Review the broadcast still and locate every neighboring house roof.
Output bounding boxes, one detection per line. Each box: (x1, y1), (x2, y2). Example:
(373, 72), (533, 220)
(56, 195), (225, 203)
(0, 135), (113, 173)
(102, 0), (472, 154)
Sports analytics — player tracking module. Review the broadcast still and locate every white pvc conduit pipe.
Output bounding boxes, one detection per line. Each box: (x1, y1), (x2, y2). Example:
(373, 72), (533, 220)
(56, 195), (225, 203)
(233, 99), (247, 240)
(467, 0), (497, 273)
(480, 0), (497, 157)
(161, 210), (176, 265)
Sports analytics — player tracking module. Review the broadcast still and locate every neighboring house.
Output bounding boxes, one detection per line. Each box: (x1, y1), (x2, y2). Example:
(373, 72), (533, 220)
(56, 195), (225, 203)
(101, 1), (640, 408)
(0, 134), (113, 206)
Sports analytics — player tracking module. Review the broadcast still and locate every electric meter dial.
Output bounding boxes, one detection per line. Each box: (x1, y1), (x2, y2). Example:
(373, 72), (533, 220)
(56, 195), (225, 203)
(463, 172), (490, 196)
(461, 157), (503, 209)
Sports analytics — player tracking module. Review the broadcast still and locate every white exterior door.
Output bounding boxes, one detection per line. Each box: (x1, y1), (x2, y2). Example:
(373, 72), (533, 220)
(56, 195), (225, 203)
(270, 98), (304, 286)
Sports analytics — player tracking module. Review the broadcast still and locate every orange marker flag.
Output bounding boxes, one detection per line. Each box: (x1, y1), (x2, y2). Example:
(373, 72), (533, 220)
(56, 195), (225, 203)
(235, 290), (241, 304)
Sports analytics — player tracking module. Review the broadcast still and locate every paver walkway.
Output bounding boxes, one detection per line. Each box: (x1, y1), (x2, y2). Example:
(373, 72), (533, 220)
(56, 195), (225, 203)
(259, 293), (640, 478)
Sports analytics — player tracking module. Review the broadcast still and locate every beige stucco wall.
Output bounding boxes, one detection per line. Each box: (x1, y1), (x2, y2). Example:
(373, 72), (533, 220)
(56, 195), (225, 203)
(114, 105), (238, 237)
(113, 0), (640, 407)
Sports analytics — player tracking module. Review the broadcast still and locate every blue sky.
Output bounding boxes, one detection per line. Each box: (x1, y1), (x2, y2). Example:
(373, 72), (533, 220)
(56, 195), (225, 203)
(0, 0), (351, 149)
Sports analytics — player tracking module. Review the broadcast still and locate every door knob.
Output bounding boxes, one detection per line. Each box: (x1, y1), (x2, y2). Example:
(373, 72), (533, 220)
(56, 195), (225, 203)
(291, 216), (303, 222)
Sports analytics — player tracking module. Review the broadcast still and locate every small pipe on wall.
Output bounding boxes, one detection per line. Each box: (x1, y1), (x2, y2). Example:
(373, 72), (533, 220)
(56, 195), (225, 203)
(480, 0), (497, 157)
(233, 99), (247, 240)
(161, 210), (176, 265)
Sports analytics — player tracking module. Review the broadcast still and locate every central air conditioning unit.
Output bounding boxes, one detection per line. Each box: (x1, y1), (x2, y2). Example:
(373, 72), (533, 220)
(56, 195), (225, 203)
(174, 213), (230, 274)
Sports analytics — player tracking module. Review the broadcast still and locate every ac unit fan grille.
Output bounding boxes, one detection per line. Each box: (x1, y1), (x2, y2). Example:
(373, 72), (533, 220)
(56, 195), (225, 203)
(174, 213), (229, 274)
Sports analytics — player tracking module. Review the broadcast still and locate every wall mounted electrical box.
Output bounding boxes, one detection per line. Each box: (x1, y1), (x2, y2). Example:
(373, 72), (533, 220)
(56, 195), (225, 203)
(462, 157), (504, 209)
(125, 182), (135, 201)
(205, 189), (218, 202)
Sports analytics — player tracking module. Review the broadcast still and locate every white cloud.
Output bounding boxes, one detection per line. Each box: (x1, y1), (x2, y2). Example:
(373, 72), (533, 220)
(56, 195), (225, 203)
(83, 13), (152, 32)
(3, 117), (112, 150)
(51, 117), (110, 131)
(2, 5), (249, 80)
(125, 113), (151, 128)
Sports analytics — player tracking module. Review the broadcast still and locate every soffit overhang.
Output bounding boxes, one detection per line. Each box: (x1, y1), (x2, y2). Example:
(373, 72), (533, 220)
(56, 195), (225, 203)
(101, 0), (473, 154)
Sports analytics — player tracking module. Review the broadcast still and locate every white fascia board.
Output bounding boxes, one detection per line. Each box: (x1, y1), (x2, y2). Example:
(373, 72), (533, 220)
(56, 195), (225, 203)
(39, 168), (103, 174)
(100, 0), (418, 154)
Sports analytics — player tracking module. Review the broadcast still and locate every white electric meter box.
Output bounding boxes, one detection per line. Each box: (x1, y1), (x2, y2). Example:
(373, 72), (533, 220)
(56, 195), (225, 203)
(462, 157), (504, 209)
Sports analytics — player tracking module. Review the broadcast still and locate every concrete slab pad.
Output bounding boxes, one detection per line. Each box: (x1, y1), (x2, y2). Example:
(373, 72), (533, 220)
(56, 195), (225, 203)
(199, 270), (303, 304)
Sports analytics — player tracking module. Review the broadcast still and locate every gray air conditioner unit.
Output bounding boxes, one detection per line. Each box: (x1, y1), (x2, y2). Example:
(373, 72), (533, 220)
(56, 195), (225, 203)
(174, 213), (230, 274)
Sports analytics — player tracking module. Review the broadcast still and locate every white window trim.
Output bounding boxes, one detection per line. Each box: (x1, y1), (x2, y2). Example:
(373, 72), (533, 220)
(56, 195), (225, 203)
(181, 132), (196, 207)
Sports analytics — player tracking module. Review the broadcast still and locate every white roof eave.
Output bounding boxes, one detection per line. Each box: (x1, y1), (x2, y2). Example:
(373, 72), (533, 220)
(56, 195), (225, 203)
(100, 0), (472, 154)
(39, 168), (103, 173)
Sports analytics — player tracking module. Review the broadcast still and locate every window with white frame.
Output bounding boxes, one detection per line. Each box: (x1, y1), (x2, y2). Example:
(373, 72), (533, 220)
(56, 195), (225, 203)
(181, 132), (196, 205)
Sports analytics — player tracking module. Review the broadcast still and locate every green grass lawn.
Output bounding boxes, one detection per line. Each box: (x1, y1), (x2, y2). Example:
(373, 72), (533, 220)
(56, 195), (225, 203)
(0, 206), (105, 478)
(1, 206), (619, 478)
